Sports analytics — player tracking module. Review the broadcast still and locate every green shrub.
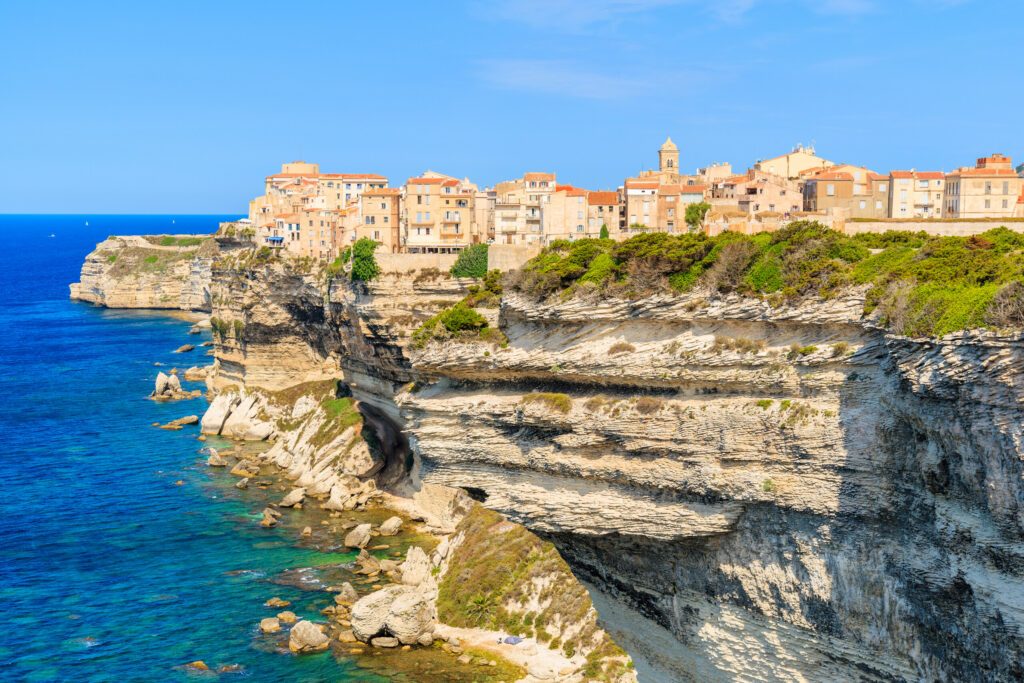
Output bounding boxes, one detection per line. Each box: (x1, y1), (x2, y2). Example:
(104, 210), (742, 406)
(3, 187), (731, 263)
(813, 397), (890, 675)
(450, 244), (489, 278)
(607, 341), (635, 355)
(685, 201), (711, 230)
(350, 237), (380, 281)
(143, 255), (159, 264)
(520, 393), (572, 414)
(411, 302), (489, 347)
(232, 319), (245, 338)
(762, 479), (776, 492)
(756, 399), (774, 410)
(599, 224), (610, 240)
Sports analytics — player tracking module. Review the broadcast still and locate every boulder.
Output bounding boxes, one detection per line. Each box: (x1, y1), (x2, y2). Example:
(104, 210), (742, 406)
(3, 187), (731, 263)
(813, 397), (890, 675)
(354, 550), (381, 575)
(288, 620), (330, 654)
(276, 611), (297, 624)
(260, 510), (277, 528)
(264, 596), (290, 608)
(230, 461), (260, 478)
(259, 617), (281, 633)
(344, 523), (372, 549)
(300, 526), (312, 538)
(279, 488), (305, 508)
(371, 636), (400, 648)
(350, 585), (436, 646)
(206, 450), (226, 467)
(174, 344), (195, 353)
(201, 393), (238, 434)
(322, 484), (351, 512)
(400, 546), (431, 587)
(235, 477), (249, 490)
(378, 516), (403, 537)
(336, 582), (359, 604)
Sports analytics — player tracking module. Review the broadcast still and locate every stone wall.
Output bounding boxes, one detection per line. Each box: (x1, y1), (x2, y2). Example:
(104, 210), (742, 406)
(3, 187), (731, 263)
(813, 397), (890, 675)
(488, 244), (541, 272)
(841, 219), (1024, 236)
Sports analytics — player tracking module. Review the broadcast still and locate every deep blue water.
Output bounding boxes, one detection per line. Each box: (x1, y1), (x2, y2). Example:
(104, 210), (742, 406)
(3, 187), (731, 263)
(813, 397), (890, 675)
(0, 216), (389, 682)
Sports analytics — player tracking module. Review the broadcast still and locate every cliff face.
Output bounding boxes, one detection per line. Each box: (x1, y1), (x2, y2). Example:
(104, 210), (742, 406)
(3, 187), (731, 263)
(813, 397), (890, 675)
(69, 235), (217, 311)
(200, 258), (1024, 682)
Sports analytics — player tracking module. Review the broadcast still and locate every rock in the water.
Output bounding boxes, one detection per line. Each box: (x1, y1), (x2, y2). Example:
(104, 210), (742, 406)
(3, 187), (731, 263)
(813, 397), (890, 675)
(206, 450), (226, 467)
(259, 617), (281, 633)
(150, 371), (199, 401)
(184, 660), (209, 671)
(279, 488), (305, 508)
(354, 550), (381, 575)
(235, 477), (249, 490)
(300, 526), (312, 538)
(276, 611), (297, 624)
(336, 582), (359, 604)
(344, 523), (372, 549)
(289, 620), (330, 653)
(174, 344), (195, 353)
(350, 585), (436, 645)
(400, 546), (431, 587)
(161, 415), (199, 430)
(371, 636), (400, 648)
(265, 596), (290, 608)
(260, 510), (277, 528)
(378, 516), (403, 537)
(230, 461), (259, 478)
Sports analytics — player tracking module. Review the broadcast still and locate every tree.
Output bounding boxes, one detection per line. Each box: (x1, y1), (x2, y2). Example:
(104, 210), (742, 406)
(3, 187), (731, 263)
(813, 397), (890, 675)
(599, 224), (610, 240)
(450, 243), (489, 278)
(685, 202), (711, 231)
(350, 237), (380, 281)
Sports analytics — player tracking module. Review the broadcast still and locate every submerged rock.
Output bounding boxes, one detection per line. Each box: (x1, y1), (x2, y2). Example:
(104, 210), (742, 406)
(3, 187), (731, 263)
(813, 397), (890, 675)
(264, 596), (290, 608)
(206, 450), (226, 467)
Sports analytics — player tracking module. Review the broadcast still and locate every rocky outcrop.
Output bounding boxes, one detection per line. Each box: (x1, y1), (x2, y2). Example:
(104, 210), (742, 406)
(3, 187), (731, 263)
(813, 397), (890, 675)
(70, 235), (218, 311)
(288, 620), (330, 653)
(88, 242), (1023, 682)
(350, 584), (436, 646)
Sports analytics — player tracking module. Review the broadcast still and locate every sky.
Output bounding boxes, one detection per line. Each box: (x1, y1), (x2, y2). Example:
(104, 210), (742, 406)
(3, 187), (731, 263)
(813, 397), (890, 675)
(0, 0), (1021, 213)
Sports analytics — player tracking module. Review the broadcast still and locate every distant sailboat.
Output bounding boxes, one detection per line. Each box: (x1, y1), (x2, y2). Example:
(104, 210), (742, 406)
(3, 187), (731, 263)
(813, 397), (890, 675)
(49, 233), (56, 238)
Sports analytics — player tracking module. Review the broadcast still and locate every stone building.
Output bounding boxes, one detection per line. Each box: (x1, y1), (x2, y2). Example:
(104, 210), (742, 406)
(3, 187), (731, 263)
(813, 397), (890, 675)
(944, 154), (1022, 218)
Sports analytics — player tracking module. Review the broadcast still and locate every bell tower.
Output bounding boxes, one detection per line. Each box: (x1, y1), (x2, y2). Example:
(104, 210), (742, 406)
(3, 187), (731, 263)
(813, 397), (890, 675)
(659, 136), (679, 174)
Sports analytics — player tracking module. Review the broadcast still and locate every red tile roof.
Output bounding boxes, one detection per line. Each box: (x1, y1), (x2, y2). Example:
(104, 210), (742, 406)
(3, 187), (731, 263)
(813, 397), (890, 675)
(625, 180), (659, 189)
(363, 187), (400, 195)
(523, 172), (555, 182)
(407, 177), (446, 185)
(319, 173), (388, 180)
(587, 191), (619, 205)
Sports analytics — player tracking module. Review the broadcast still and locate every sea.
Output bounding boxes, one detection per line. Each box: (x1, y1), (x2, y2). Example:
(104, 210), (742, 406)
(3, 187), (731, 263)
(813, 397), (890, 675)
(0, 215), (394, 682)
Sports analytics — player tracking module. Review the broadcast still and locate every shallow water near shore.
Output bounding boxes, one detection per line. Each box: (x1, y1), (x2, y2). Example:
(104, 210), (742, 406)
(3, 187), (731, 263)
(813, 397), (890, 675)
(0, 216), (393, 681)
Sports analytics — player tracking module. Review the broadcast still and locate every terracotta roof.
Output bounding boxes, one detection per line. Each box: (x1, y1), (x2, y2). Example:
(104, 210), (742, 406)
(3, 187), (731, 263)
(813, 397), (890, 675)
(319, 173), (387, 180)
(363, 187), (400, 195)
(523, 172), (555, 182)
(950, 168), (1018, 177)
(588, 191), (619, 205)
(407, 177), (446, 185)
(891, 170), (944, 180)
(267, 173), (322, 179)
(625, 180), (659, 189)
(441, 179), (460, 187)
(867, 172), (888, 181)
(808, 171), (854, 181)
(682, 184), (707, 194)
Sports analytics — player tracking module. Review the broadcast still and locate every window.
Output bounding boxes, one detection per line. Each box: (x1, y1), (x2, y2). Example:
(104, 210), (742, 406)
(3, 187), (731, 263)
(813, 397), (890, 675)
(985, 182), (992, 194)
(373, 230), (380, 240)
(875, 200), (882, 210)
(985, 199), (991, 209)
(1003, 199), (1009, 209)
(1003, 181), (1010, 195)
(859, 200), (866, 210)
(900, 190), (908, 201)
(826, 184), (835, 196)
(577, 211), (583, 219)
(879, 183), (887, 192)
(381, 202), (387, 209)
(576, 225), (584, 233)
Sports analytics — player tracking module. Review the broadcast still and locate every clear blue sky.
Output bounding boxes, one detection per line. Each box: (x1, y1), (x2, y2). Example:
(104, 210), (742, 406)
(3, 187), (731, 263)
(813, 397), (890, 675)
(1, 0), (1020, 213)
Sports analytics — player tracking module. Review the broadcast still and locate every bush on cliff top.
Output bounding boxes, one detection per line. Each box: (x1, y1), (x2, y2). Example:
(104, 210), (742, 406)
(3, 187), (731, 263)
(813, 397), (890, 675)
(510, 222), (1024, 337)
(450, 243), (489, 278)
(350, 237), (380, 281)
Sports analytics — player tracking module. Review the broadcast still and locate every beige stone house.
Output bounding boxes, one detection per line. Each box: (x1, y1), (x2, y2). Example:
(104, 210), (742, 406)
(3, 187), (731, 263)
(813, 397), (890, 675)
(587, 191), (620, 237)
(888, 171), (944, 218)
(356, 187), (402, 253)
(944, 154), (1022, 218)
(403, 173), (481, 253)
(755, 145), (835, 179)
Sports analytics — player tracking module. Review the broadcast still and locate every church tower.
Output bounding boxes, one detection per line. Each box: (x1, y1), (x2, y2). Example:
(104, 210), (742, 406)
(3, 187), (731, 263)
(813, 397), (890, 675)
(659, 136), (679, 174)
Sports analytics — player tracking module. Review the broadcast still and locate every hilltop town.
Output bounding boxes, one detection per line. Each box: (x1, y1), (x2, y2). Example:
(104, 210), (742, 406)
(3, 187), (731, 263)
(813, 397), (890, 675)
(230, 139), (1024, 259)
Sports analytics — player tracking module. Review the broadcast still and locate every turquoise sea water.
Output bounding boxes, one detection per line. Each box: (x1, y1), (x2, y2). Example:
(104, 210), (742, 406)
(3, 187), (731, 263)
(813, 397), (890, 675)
(0, 216), (390, 682)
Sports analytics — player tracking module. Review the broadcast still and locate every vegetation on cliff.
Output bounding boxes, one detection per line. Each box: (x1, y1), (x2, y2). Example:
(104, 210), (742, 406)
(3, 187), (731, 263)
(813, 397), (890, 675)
(411, 270), (508, 348)
(326, 238), (381, 281)
(437, 505), (632, 681)
(450, 243), (489, 278)
(511, 222), (1024, 337)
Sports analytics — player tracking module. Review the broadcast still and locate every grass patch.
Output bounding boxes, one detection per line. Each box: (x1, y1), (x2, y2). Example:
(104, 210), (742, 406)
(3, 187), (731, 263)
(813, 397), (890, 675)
(755, 399), (774, 410)
(436, 505), (631, 681)
(450, 244), (489, 278)
(520, 392), (572, 414)
(607, 341), (636, 355)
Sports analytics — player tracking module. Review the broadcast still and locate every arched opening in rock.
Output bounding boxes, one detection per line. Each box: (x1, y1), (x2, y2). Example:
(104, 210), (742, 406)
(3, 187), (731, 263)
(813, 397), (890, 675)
(357, 402), (413, 489)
